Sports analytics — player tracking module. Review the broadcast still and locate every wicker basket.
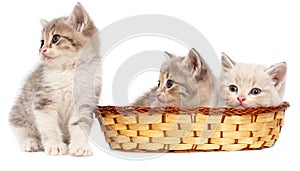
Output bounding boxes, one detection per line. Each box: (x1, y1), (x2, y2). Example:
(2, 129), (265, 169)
(95, 102), (289, 152)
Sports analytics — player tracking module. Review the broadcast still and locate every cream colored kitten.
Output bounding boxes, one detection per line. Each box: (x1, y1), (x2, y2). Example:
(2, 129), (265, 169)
(132, 49), (214, 107)
(217, 53), (286, 108)
(9, 3), (101, 157)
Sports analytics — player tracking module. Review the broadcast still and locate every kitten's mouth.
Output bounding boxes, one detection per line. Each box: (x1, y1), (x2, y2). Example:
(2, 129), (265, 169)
(156, 96), (166, 103)
(156, 96), (176, 104)
(236, 103), (248, 108)
(41, 54), (55, 60)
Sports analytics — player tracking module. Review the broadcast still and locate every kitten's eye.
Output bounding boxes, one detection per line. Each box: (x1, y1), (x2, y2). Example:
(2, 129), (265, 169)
(250, 88), (261, 95)
(166, 80), (174, 89)
(52, 34), (60, 44)
(40, 40), (44, 49)
(158, 81), (160, 87)
(229, 85), (238, 93)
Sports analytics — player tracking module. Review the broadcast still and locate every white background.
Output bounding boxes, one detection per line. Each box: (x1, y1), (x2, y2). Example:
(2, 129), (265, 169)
(1, 0), (299, 170)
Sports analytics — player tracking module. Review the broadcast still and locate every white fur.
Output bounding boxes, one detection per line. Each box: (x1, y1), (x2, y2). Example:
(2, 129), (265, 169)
(217, 53), (286, 108)
(9, 3), (101, 157)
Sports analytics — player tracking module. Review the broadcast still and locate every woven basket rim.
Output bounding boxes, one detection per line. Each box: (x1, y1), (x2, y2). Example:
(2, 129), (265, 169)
(97, 101), (289, 116)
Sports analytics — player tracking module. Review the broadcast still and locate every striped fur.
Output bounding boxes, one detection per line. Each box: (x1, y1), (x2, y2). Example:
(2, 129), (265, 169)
(9, 2), (101, 157)
(132, 49), (214, 107)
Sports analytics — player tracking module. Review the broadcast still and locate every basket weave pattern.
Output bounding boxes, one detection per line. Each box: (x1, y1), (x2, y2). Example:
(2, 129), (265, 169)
(95, 102), (289, 152)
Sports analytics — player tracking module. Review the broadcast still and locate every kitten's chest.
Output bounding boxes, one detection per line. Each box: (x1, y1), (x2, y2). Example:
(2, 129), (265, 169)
(44, 69), (74, 105)
(45, 69), (74, 88)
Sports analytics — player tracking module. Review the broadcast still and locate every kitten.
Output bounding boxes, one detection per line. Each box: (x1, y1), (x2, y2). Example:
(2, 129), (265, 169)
(132, 49), (214, 107)
(217, 53), (286, 108)
(9, 3), (101, 157)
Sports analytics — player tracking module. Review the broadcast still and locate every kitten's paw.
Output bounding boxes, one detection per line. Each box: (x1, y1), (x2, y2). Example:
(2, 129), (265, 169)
(44, 142), (68, 155)
(23, 139), (42, 152)
(69, 143), (93, 157)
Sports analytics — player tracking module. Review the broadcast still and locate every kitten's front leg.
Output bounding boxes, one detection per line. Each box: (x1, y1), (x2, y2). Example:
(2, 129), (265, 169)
(33, 101), (68, 155)
(68, 107), (93, 157)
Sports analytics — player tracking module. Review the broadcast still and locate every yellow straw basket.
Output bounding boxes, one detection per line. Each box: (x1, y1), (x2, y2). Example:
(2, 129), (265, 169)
(95, 102), (289, 152)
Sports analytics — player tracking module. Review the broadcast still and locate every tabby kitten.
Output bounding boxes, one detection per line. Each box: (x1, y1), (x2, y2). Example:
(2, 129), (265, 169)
(132, 49), (213, 107)
(217, 53), (286, 108)
(9, 3), (101, 157)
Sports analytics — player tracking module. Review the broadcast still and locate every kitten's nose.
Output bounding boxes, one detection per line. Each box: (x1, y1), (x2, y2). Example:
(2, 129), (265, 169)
(41, 48), (47, 53)
(237, 96), (246, 103)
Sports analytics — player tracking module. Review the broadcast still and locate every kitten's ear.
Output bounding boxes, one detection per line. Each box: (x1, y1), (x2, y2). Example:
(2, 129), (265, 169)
(266, 62), (287, 87)
(183, 48), (202, 76)
(164, 51), (176, 60)
(221, 52), (236, 71)
(40, 19), (48, 28)
(67, 2), (92, 33)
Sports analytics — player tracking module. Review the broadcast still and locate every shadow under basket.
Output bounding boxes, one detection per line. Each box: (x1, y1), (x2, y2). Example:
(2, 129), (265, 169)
(95, 102), (290, 152)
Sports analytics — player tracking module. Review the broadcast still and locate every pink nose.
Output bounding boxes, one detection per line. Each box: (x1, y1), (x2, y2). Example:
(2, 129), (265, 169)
(237, 96), (246, 104)
(41, 48), (47, 53)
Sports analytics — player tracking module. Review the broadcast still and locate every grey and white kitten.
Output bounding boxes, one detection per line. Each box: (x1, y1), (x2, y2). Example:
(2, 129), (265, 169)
(132, 49), (214, 107)
(9, 3), (101, 157)
(217, 53), (286, 108)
